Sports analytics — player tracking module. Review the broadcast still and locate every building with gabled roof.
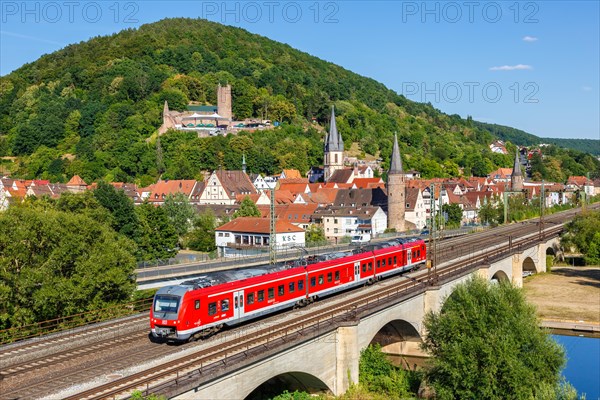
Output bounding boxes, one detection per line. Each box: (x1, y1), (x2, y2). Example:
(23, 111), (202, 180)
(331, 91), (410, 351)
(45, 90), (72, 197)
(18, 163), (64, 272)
(257, 203), (319, 229)
(215, 217), (305, 257)
(312, 206), (387, 241)
(66, 175), (88, 193)
(148, 179), (198, 204)
(199, 170), (257, 205)
(405, 187), (426, 230)
(280, 169), (302, 179)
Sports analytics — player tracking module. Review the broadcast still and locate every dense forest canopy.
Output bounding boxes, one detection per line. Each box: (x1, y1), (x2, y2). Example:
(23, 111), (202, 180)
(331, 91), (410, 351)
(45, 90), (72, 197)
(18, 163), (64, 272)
(0, 18), (598, 183)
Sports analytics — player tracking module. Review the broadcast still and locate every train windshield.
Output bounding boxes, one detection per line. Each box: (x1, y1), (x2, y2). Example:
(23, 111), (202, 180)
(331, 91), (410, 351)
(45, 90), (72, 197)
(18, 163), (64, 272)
(153, 295), (180, 314)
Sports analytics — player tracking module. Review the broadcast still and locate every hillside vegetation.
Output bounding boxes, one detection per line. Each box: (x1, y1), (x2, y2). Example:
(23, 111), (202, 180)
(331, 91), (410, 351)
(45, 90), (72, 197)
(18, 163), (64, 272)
(0, 18), (597, 183)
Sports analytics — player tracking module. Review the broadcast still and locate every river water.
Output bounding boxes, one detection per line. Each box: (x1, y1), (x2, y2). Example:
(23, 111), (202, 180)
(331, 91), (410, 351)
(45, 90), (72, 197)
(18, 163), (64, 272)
(553, 334), (600, 399)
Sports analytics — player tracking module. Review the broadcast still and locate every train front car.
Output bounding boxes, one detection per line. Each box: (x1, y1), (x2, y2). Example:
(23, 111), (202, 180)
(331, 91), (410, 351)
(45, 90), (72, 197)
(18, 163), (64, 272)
(150, 285), (189, 341)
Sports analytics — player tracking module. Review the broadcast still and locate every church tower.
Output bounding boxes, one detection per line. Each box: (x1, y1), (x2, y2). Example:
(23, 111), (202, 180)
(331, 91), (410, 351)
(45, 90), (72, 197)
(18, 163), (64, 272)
(387, 133), (406, 232)
(324, 106), (344, 182)
(511, 148), (524, 192)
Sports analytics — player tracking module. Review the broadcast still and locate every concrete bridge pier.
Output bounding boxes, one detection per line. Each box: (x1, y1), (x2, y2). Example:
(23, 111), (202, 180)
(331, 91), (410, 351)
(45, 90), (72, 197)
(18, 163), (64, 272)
(335, 322), (359, 394)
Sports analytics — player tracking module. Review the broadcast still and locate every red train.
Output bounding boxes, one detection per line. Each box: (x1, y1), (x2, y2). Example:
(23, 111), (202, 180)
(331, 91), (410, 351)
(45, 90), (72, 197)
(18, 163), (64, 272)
(150, 238), (426, 342)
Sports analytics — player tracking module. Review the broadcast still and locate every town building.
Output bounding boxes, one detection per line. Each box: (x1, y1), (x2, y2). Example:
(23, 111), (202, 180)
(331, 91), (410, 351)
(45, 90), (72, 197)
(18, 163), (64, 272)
(215, 217), (305, 257)
(313, 206), (387, 242)
(198, 170), (257, 205)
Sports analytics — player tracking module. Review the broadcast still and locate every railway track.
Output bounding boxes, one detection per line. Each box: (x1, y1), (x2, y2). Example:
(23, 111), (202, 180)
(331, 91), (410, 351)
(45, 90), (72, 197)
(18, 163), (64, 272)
(62, 215), (571, 399)
(1, 205), (593, 399)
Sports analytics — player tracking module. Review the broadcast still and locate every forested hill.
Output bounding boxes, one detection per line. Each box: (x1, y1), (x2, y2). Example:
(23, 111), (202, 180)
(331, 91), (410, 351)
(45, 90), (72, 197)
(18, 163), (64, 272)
(0, 18), (598, 184)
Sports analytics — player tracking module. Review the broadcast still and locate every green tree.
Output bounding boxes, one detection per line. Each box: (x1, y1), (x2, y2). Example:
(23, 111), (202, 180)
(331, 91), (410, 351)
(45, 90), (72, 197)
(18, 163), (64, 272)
(233, 196), (261, 218)
(0, 204), (137, 330)
(442, 203), (462, 227)
(422, 277), (565, 400)
(185, 209), (218, 252)
(162, 193), (196, 238)
(562, 211), (600, 264)
(136, 202), (179, 261)
(305, 225), (326, 245)
(92, 181), (140, 240)
(359, 344), (415, 398)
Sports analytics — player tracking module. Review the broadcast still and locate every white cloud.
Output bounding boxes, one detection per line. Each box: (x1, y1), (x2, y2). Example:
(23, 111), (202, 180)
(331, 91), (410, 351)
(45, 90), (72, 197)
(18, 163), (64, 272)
(582, 86), (592, 91)
(522, 36), (538, 42)
(0, 30), (65, 46)
(489, 64), (533, 71)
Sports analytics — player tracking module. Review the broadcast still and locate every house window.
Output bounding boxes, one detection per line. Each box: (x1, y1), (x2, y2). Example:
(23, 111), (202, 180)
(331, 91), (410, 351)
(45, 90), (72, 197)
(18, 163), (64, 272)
(218, 233), (223, 237)
(334, 219), (338, 224)
(406, 203), (410, 208)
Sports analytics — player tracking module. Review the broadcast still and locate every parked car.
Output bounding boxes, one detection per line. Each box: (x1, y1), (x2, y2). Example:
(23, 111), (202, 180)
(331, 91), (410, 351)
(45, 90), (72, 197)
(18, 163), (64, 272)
(351, 234), (371, 244)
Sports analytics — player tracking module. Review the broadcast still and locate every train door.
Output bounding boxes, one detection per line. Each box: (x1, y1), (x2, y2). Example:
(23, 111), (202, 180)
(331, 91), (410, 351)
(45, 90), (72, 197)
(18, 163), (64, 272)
(354, 261), (361, 281)
(233, 290), (244, 320)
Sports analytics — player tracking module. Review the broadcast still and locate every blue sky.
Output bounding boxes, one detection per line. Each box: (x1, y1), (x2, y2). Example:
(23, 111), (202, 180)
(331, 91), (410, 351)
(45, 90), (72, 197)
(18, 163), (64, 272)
(1, 1), (599, 140)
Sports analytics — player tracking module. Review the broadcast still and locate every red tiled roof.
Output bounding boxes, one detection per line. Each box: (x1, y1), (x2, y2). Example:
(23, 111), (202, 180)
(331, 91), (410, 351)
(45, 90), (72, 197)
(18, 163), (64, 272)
(148, 180), (197, 201)
(67, 175), (87, 186)
(281, 169), (302, 179)
(352, 178), (384, 189)
(278, 183), (310, 195)
(216, 217), (304, 234)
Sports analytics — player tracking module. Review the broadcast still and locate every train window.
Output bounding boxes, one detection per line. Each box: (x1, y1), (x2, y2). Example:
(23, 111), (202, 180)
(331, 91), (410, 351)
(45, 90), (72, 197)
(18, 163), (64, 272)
(234, 297), (238, 309)
(368, 262), (373, 271)
(327, 272), (332, 282)
(394, 256), (397, 265)
(362, 263), (367, 273)
(335, 270), (340, 280)
(240, 296), (243, 307)
(268, 287), (274, 299)
(278, 285), (284, 296)
(298, 280), (304, 290)
(258, 290), (264, 302)
(289, 282), (295, 293)
(382, 259), (386, 267)
(195, 300), (200, 310)
(318, 275), (324, 285)
(208, 302), (217, 316)
(417, 250), (420, 257)
(377, 260), (381, 269)
(222, 299), (230, 311)
(247, 293), (254, 304)
(310, 277), (316, 287)
(388, 257), (392, 265)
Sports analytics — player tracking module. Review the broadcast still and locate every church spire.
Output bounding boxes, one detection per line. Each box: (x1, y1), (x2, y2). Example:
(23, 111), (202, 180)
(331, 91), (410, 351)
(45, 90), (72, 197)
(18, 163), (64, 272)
(242, 153), (247, 174)
(388, 133), (403, 175)
(512, 148), (522, 177)
(325, 106), (343, 152)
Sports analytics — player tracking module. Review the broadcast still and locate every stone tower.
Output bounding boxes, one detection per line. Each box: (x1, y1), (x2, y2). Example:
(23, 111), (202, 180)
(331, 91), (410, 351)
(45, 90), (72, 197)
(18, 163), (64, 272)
(217, 84), (232, 125)
(324, 106), (344, 182)
(511, 148), (524, 192)
(387, 133), (406, 232)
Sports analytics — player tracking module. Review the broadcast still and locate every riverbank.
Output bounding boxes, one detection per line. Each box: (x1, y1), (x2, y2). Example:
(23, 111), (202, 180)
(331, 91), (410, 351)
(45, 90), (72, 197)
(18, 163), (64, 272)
(523, 266), (600, 333)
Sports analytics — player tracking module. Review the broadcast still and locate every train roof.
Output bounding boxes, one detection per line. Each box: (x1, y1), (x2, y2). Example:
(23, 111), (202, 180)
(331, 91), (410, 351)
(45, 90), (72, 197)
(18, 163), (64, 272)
(155, 239), (424, 296)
